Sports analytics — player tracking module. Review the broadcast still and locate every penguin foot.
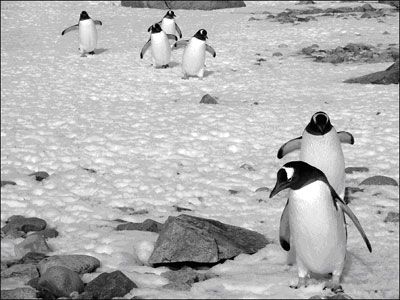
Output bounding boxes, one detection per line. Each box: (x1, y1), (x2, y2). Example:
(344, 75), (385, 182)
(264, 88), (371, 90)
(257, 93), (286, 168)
(290, 277), (308, 289)
(88, 51), (95, 55)
(323, 282), (343, 293)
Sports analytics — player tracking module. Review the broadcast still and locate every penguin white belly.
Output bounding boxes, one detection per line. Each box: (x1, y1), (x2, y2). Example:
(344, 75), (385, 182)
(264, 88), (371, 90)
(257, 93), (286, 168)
(151, 33), (171, 66)
(161, 18), (175, 36)
(79, 19), (97, 53)
(289, 182), (346, 274)
(300, 130), (345, 198)
(182, 39), (205, 76)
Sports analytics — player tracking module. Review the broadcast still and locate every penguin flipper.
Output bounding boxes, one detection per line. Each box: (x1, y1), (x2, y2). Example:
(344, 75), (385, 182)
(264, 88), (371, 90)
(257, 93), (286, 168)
(140, 39), (151, 59)
(94, 20), (102, 26)
(206, 45), (216, 58)
(172, 40), (189, 50)
(167, 34), (178, 42)
(334, 195), (372, 253)
(338, 131), (354, 145)
(61, 24), (78, 36)
(277, 137), (302, 159)
(175, 23), (183, 38)
(279, 199), (291, 251)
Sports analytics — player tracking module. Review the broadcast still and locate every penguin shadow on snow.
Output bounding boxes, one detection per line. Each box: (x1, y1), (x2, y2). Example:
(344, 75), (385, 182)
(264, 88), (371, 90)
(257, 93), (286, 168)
(93, 48), (108, 55)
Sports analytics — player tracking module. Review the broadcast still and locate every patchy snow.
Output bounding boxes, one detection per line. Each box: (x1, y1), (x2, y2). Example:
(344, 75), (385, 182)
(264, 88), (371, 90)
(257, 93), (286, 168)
(1, 1), (399, 299)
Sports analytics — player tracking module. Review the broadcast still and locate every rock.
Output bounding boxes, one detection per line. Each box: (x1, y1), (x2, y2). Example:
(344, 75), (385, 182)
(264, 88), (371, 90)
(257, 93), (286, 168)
(148, 214), (269, 265)
(296, 1), (315, 4)
(359, 175), (398, 186)
(255, 187), (270, 192)
(161, 267), (208, 285)
(163, 282), (192, 291)
(278, 43), (288, 48)
(200, 94), (218, 104)
(384, 212), (399, 222)
(121, 1), (245, 10)
(2, 215), (47, 236)
(116, 219), (164, 233)
(0, 287), (38, 299)
(38, 255), (100, 275)
(19, 252), (49, 265)
(38, 266), (84, 298)
(1, 263), (39, 281)
(173, 205), (193, 212)
(302, 46), (317, 55)
(83, 270), (137, 299)
(240, 164), (255, 171)
(1, 180), (16, 187)
(1, 261), (7, 271)
(344, 59), (399, 84)
(378, 1), (400, 9)
(28, 171), (49, 182)
(36, 228), (59, 239)
(345, 167), (369, 174)
(272, 52), (283, 57)
(14, 233), (52, 257)
(309, 293), (352, 299)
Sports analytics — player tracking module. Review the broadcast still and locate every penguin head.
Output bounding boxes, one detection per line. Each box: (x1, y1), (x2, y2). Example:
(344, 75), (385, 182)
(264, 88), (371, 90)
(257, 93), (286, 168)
(79, 11), (90, 21)
(305, 111), (333, 135)
(148, 23), (163, 33)
(269, 161), (327, 198)
(194, 29), (208, 41)
(164, 10), (176, 19)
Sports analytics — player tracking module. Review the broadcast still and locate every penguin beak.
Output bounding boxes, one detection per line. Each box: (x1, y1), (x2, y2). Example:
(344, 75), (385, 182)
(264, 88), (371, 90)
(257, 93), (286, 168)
(269, 181), (290, 198)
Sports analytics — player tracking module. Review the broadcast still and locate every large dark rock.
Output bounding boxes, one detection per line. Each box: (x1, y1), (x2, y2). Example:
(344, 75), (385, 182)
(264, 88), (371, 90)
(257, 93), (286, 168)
(359, 175), (399, 186)
(38, 254), (100, 275)
(121, 1), (245, 10)
(148, 214), (269, 265)
(83, 270), (137, 299)
(37, 266), (84, 298)
(2, 215), (47, 235)
(344, 59), (399, 84)
(116, 219), (164, 233)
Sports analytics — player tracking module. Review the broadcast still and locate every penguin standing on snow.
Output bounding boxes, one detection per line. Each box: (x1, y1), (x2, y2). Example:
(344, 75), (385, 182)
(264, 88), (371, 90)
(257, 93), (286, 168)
(154, 10), (182, 39)
(277, 111), (354, 200)
(270, 161), (372, 292)
(140, 23), (178, 69)
(61, 11), (102, 57)
(172, 29), (216, 79)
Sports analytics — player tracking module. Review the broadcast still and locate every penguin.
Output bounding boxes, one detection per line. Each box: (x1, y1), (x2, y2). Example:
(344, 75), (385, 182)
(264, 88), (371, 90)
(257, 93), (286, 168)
(269, 161), (372, 292)
(61, 11), (102, 57)
(150, 10), (182, 39)
(140, 23), (178, 69)
(277, 111), (354, 200)
(172, 29), (216, 79)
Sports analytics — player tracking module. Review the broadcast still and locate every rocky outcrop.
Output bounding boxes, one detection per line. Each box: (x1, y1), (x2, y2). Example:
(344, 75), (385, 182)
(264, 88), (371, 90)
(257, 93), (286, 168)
(344, 59), (399, 84)
(149, 214), (269, 265)
(121, 1), (245, 10)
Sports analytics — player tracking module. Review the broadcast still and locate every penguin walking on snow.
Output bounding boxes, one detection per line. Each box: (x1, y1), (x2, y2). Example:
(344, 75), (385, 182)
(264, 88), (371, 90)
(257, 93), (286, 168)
(140, 23), (178, 69)
(172, 29), (216, 79)
(152, 10), (182, 39)
(270, 161), (372, 292)
(61, 11), (102, 57)
(277, 111), (354, 200)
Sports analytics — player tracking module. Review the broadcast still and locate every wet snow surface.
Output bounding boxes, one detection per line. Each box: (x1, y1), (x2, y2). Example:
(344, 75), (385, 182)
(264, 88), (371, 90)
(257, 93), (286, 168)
(1, 1), (399, 299)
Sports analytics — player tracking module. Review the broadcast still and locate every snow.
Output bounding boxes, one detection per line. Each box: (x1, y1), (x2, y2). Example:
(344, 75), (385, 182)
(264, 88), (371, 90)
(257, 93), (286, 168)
(1, 1), (399, 299)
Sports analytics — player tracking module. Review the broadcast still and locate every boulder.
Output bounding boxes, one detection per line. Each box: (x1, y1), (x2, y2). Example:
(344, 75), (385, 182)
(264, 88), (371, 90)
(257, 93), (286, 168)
(148, 214), (269, 265)
(38, 254), (100, 275)
(14, 233), (52, 257)
(344, 59), (399, 84)
(2, 215), (47, 235)
(37, 266), (84, 298)
(83, 270), (137, 299)
(0, 287), (38, 299)
(116, 219), (164, 233)
(121, 1), (245, 10)
(1, 263), (39, 282)
(359, 175), (398, 186)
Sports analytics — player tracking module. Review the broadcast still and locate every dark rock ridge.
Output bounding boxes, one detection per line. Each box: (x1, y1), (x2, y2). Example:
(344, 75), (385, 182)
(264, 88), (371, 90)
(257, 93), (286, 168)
(359, 175), (399, 186)
(344, 59), (399, 84)
(121, 1), (245, 10)
(148, 214), (269, 265)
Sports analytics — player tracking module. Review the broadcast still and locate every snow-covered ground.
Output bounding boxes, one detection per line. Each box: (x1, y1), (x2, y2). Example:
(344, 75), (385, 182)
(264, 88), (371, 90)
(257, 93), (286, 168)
(1, 1), (399, 298)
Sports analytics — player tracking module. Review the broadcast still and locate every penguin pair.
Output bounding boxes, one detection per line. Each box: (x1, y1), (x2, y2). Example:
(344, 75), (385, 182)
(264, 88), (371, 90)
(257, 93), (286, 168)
(140, 11), (216, 78)
(270, 112), (372, 292)
(61, 11), (102, 57)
